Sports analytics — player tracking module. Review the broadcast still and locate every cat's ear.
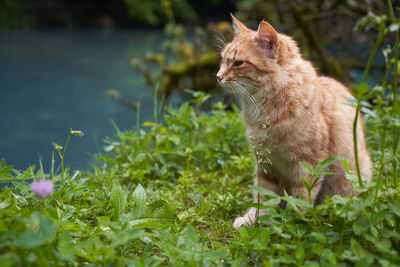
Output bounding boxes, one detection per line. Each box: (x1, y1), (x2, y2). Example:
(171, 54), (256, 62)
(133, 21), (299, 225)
(230, 13), (248, 37)
(255, 21), (279, 55)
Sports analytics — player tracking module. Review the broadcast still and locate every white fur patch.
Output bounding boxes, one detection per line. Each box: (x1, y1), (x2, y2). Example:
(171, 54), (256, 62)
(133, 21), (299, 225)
(233, 207), (266, 229)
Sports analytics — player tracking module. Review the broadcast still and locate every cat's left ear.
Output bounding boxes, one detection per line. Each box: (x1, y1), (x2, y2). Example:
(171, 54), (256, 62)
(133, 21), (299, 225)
(255, 21), (279, 55)
(230, 13), (249, 37)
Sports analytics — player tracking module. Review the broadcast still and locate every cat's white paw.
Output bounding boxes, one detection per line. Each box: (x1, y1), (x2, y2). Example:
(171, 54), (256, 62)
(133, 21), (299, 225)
(233, 208), (267, 229)
(233, 216), (254, 229)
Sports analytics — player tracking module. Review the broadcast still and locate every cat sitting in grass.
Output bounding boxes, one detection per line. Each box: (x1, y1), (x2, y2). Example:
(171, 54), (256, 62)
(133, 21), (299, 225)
(216, 14), (372, 229)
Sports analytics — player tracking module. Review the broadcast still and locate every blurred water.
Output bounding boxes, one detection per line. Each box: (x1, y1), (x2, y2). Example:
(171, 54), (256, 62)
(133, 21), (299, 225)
(0, 28), (164, 171)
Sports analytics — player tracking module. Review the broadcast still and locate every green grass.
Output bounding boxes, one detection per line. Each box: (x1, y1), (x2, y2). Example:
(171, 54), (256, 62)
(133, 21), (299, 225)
(1, 92), (400, 266)
(1, 6), (400, 267)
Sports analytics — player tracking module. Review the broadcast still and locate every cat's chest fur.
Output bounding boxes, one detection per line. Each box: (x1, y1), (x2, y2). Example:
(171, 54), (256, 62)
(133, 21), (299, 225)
(245, 117), (302, 182)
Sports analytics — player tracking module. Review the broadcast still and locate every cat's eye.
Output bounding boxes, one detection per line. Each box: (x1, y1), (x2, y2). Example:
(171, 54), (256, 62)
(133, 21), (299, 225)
(233, 60), (244, 67)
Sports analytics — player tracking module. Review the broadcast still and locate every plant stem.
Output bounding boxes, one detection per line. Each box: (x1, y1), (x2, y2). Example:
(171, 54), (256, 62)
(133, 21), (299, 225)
(378, 128), (387, 187)
(256, 192), (260, 225)
(62, 132), (72, 181)
(353, 107), (362, 186)
(51, 152), (55, 180)
(136, 98), (141, 133)
(256, 173), (260, 225)
(388, 0), (399, 188)
(353, 23), (387, 186)
(308, 176), (313, 204)
(154, 83), (160, 123)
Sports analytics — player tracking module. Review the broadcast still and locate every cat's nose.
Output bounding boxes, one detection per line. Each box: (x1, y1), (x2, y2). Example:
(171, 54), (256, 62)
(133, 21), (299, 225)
(216, 73), (222, 82)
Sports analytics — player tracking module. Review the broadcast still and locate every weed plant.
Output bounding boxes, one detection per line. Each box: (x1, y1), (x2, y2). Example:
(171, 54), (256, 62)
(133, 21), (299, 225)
(1, 5), (400, 267)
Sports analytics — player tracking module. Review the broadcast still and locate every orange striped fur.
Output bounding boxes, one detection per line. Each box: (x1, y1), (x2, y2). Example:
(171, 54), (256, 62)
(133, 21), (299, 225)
(217, 15), (372, 229)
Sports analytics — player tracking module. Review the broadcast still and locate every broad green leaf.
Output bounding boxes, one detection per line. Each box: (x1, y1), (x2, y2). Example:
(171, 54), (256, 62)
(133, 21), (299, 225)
(321, 249), (337, 265)
(97, 216), (111, 231)
(295, 244), (305, 263)
(97, 216), (110, 225)
(371, 209), (389, 224)
(183, 226), (198, 251)
(260, 228), (270, 244)
(133, 184), (147, 217)
(258, 215), (278, 225)
(155, 229), (176, 245)
(355, 257), (371, 267)
(351, 238), (373, 264)
(236, 226), (249, 239)
(202, 250), (227, 261)
(0, 252), (19, 267)
(353, 216), (369, 235)
(388, 198), (400, 217)
(370, 225), (378, 238)
(103, 228), (144, 246)
(111, 183), (126, 221)
(61, 223), (81, 232)
(130, 217), (177, 229)
(262, 198), (281, 207)
(310, 232), (327, 245)
(0, 200), (10, 209)
(16, 231), (44, 248)
(62, 205), (75, 221)
(57, 230), (73, 253)
(248, 185), (279, 198)
(0, 159), (14, 176)
(281, 195), (312, 209)
(169, 134), (180, 145)
(229, 238), (245, 246)
(39, 216), (57, 243)
(130, 200), (178, 229)
(315, 157), (338, 172)
(42, 205), (59, 221)
(299, 162), (313, 174)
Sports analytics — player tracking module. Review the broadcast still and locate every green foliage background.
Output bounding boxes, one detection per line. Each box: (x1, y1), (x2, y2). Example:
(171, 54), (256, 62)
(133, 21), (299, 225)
(1, 88), (400, 265)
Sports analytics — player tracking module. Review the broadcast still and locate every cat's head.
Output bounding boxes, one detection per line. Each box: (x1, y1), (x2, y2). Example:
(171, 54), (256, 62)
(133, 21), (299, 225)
(217, 14), (299, 94)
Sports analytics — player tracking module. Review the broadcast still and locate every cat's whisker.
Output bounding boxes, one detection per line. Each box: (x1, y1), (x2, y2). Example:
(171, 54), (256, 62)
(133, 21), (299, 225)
(213, 30), (228, 46)
(214, 37), (227, 53)
(238, 81), (259, 90)
(234, 83), (260, 117)
(213, 43), (225, 53)
(236, 82), (258, 104)
(240, 85), (257, 105)
(215, 36), (227, 47)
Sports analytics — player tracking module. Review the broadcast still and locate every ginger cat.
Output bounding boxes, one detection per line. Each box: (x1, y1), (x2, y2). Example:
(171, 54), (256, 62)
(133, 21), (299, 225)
(216, 15), (372, 229)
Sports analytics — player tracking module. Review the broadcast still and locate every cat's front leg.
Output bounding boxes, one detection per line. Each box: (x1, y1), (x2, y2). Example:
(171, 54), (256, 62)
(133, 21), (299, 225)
(233, 176), (279, 229)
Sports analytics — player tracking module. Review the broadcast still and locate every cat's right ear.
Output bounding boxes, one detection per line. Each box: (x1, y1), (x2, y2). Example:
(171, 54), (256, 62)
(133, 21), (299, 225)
(230, 13), (248, 37)
(255, 21), (279, 56)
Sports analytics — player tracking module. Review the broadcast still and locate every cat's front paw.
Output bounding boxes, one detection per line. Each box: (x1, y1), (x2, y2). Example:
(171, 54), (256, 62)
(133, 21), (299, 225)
(233, 216), (254, 229)
(233, 208), (267, 229)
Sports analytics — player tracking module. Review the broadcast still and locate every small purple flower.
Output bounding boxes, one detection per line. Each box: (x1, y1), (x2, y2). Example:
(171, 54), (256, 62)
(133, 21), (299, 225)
(31, 179), (54, 198)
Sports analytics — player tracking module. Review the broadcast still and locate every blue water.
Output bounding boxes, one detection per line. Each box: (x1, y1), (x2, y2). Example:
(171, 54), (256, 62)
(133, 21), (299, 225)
(0, 29), (164, 171)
